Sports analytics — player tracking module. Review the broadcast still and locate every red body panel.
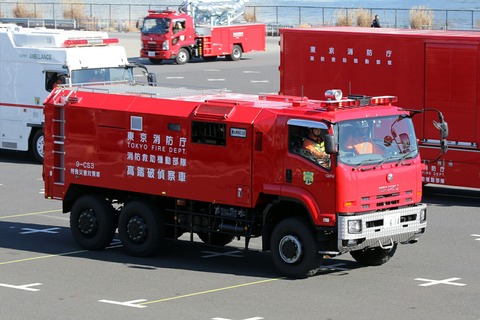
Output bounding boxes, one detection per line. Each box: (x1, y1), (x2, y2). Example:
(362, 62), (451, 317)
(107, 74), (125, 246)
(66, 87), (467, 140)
(280, 27), (480, 189)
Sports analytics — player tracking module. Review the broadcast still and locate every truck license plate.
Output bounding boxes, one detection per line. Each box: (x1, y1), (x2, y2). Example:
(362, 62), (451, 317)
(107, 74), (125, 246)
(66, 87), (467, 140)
(384, 213), (401, 228)
(148, 51), (155, 57)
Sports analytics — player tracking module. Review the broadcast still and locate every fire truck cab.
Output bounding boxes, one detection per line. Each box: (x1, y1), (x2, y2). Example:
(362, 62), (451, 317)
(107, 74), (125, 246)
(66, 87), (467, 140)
(0, 24), (152, 161)
(43, 83), (447, 278)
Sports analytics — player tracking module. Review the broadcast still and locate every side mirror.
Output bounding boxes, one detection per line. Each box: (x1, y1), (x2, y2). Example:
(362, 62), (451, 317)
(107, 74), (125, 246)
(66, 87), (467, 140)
(136, 18), (144, 30)
(324, 134), (336, 154)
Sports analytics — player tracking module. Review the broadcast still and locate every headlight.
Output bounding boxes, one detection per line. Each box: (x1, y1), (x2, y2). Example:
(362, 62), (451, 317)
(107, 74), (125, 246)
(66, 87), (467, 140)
(162, 41), (169, 50)
(348, 219), (362, 234)
(420, 209), (427, 222)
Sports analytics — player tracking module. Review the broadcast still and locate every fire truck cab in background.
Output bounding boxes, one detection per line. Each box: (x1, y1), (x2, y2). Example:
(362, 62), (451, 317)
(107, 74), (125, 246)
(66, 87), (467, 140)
(138, 0), (265, 65)
(279, 27), (480, 189)
(43, 82), (447, 278)
(0, 24), (153, 162)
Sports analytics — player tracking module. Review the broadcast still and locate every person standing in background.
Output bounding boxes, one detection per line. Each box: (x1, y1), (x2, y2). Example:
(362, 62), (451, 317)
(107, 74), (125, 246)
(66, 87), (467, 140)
(371, 15), (381, 27)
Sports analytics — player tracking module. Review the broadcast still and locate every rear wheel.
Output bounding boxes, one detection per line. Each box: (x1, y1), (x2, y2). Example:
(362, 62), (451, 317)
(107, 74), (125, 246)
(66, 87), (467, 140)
(350, 244), (398, 266)
(118, 200), (165, 256)
(175, 48), (190, 65)
(270, 217), (321, 279)
(226, 45), (242, 61)
(31, 129), (44, 163)
(70, 195), (116, 250)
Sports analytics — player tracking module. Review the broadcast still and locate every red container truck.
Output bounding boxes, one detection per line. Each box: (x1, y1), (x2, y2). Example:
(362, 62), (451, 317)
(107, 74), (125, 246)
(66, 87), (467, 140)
(280, 27), (479, 189)
(43, 82), (446, 278)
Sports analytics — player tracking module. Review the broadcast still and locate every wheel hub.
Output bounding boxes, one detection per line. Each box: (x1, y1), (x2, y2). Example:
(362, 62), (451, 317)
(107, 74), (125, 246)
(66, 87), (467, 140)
(278, 235), (303, 264)
(127, 216), (147, 242)
(78, 210), (97, 237)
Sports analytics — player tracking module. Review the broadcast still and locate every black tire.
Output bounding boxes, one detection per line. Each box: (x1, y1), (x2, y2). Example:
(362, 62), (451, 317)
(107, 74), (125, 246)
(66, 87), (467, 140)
(118, 200), (165, 257)
(175, 48), (189, 65)
(197, 232), (235, 246)
(70, 195), (116, 250)
(31, 129), (44, 163)
(149, 58), (163, 65)
(270, 217), (321, 279)
(350, 244), (398, 266)
(226, 45), (242, 61)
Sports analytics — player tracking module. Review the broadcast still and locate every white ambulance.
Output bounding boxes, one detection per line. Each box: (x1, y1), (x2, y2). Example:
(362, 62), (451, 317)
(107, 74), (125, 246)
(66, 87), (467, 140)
(0, 24), (153, 162)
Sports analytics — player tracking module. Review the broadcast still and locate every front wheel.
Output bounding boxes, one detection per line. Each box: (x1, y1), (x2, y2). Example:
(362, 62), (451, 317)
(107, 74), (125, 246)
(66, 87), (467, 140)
(270, 217), (321, 279)
(350, 244), (398, 266)
(70, 195), (116, 250)
(118, 200), (165, 256)
(226, 45), (242, 61)
(175, 48), (190, 65)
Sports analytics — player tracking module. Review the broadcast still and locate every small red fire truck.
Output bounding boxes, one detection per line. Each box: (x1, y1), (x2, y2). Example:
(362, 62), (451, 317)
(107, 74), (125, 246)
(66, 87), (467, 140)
(280, 27), (480, 189)
(43, 83), (446, 278)
(138, 2), (265, 65)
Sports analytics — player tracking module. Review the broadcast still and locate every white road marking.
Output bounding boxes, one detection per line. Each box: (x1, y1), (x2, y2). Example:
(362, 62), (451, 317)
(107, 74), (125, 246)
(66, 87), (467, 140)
(99, 299), (148, 308)
(19, 227), (60, 234)
(0, 283), (42, 292)
(470, 234), (480, 240)
(414, 277), (466, 287)
(201, 250), (243, 258)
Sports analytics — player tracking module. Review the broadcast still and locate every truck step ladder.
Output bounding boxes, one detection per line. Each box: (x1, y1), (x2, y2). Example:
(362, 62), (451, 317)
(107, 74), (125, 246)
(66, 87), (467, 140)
(52, 105), (66, 184)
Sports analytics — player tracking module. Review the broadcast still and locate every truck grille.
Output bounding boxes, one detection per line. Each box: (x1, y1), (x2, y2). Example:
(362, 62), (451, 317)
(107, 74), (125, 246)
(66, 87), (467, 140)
(360, 190), (413, 209)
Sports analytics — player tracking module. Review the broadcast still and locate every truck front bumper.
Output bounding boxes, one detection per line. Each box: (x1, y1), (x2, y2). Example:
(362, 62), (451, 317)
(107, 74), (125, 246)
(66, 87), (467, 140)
(337, 204), (427, 252)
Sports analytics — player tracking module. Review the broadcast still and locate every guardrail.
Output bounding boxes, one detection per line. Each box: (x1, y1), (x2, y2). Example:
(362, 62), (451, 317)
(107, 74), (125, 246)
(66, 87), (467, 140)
(1, 2), (479, 32)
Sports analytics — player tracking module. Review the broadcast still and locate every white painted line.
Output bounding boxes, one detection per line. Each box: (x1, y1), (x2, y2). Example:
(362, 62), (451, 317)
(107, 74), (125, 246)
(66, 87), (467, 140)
(166, 76), (184, 79)
(470, 234), (480, 240)
(20, 227), (60, 234)
(204, 69), (220, 72)
(414, 277), (466, 287)
(207, 79), (226, 82)
(99, 299), (148, 308)
(243, 70), (260, 74)
(250, 80), (269, 83)
(201, 250), (243, 258)
(0, 283), (42, 292)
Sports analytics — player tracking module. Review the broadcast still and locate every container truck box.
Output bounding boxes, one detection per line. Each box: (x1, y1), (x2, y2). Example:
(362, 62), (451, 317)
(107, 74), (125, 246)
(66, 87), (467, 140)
(43, 82), (447, 278)
(0, 24), (152, 161)
(139, 3), (265, 65)
(279, 27), (479, 189)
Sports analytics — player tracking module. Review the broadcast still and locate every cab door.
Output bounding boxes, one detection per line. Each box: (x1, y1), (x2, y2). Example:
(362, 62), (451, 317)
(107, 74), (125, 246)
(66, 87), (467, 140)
(284, 119), (336, 223)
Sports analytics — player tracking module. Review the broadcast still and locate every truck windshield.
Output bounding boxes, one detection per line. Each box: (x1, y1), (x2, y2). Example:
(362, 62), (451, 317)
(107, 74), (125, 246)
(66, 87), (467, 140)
(338, 116), (418, 166)
(71, 67), (134, 85)
(142, 18), (171, 34)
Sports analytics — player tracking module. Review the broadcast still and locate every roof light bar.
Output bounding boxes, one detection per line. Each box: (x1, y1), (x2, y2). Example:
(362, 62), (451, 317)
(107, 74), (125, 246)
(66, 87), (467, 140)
(63, 38), (119, 47)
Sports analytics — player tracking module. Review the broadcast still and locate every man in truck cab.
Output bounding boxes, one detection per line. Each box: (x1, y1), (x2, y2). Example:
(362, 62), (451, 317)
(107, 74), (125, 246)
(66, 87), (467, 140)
(343, 120), (382, 155)
(302, 127), (329, 163)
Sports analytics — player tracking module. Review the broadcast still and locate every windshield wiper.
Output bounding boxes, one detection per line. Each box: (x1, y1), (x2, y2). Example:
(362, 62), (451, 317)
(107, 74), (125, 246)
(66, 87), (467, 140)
(354, 158), (382, 170)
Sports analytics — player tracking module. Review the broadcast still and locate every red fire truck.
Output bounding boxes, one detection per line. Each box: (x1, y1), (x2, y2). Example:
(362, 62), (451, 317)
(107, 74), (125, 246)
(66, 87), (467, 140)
(138, 7), (265, 65)
(280, 27), (480, 189)
(43, 83), (446, 278)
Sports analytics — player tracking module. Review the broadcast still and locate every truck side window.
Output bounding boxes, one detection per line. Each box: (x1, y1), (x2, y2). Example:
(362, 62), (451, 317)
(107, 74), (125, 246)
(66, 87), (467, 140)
(288, 124), (330, 169)
(192, 121), (226, 146)
(45, 71), (59, 92)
